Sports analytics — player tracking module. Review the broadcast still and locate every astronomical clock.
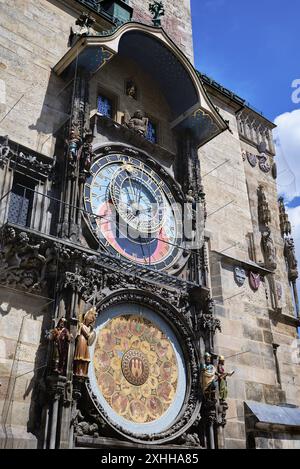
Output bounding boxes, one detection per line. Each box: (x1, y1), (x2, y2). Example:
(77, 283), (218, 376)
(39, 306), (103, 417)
(81, 145), (200, 444)
(84, 148), (183, 271)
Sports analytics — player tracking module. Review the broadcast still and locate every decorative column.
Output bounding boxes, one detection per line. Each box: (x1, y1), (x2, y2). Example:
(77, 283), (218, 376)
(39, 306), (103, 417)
(58, 70), (94, 242)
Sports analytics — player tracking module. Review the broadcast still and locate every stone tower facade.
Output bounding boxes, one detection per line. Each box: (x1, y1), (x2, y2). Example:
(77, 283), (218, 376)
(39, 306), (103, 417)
(0, 0), (299, 451)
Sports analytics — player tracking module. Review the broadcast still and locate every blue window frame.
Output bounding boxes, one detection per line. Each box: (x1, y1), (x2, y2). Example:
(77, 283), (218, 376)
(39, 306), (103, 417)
(146, 120), (158, 144)
(97, 95), (113, 118)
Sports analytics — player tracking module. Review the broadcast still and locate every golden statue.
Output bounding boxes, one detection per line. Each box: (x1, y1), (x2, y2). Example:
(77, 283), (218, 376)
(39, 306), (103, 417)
(74, 307), (97, 377)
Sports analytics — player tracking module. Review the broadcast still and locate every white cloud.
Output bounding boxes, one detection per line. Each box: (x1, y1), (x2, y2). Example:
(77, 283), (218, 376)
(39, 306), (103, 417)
(274, 110), (300, 308)
(287, 206), (300, 306)
(274, 109), (300, 201)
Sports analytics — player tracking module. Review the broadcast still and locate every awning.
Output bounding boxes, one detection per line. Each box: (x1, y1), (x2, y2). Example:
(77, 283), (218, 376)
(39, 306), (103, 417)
(245, 401), (300, 432)
(53, 22), (228, 147)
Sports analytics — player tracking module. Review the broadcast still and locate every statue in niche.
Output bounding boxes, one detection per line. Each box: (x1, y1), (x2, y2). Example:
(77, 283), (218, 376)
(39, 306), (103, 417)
(126, 80), (138, 100)
(201, 353), (217, 399)
(216, 356), (234, 402)
(262, 227), (277, 270)
(49, 318), (71, 375)
(124, 110), (148, 137)
(74, 307), (97, 377)
(284, 238), (298, 282)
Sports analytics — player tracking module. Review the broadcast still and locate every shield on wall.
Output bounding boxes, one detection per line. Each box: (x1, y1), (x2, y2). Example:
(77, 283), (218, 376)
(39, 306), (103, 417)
(234, 267), (247, 286)
(249, 272), (261, 291)
(247, 152), (257, 168)
(258, 154), (271, 173)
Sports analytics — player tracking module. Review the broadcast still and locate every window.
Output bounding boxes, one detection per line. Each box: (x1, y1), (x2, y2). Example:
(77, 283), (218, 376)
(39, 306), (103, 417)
(97, 94), (113, 118)
(146, 120), (158, 144)
(7, 174), (34, 227)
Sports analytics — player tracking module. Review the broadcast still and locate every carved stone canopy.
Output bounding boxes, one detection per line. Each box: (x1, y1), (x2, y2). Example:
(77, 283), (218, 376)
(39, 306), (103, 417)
(279, 197), (292, 238)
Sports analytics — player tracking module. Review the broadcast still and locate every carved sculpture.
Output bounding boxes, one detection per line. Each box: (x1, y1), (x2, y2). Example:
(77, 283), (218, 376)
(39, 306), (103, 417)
(66, 123), (81, 165)
(79, 130), (95, 177)
(74, 307), (97, 377)
(75, 12), (96, 35)
(124, 110), (148, 137)
(216, 356), (234, 402)
(201, 353), (217, 398)
(126, 80), (137, 100)
(284, 238), (299, 282)
(279, 197), (292, 238)
(49, 318), (71, 375)
(149, 1), (165, 27)
(262, 227), (277, 270)
(0, 227), (47, 293)
(258, 185), (271, 226)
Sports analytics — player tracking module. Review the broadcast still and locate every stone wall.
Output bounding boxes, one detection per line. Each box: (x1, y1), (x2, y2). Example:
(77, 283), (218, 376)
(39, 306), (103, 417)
(130, 0), (194, 63)
(200, 93), (300, 449)
(0, 288), (51, 449)
(0, 0), (77, 157)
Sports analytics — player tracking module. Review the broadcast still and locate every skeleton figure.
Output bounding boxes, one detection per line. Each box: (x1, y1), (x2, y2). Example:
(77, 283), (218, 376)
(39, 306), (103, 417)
(216, 356), (234, 402)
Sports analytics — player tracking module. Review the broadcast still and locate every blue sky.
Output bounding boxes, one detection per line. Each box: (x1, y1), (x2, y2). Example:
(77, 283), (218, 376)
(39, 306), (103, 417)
(191, 0), (300, 306)
(191, 0), (300, 121)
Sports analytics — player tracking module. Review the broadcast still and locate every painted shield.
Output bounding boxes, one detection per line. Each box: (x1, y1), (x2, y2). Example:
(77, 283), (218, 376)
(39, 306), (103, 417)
(234, 267), (247, 286)
(247, 152), (257, 167)
(258, 154), (271, 173)
(249, 272), (261, 291)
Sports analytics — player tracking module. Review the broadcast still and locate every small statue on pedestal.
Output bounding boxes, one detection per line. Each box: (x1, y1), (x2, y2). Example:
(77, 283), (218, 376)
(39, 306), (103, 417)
(216, 356), (235, 402)
(74, 307), (97, 378)
(201, 352), (217, 399)
(49, 318), (71, 376)
(124, 110), (149, 138)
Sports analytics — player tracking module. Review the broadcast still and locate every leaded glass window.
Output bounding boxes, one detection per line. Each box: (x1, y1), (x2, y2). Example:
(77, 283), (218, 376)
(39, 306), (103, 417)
(146, 121), (158, 144)
(97, 95), (113, 118)
(7, 176), (34, 227)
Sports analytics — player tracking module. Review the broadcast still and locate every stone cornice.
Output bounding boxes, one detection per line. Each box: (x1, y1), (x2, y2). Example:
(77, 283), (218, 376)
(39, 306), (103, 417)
(0, 136), (54, 180)
(212, 250), (273, 276)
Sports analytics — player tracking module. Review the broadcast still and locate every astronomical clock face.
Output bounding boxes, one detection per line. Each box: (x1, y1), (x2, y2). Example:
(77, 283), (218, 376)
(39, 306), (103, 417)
(88, 304), (187, 436)
(84, 151), (183, 270)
